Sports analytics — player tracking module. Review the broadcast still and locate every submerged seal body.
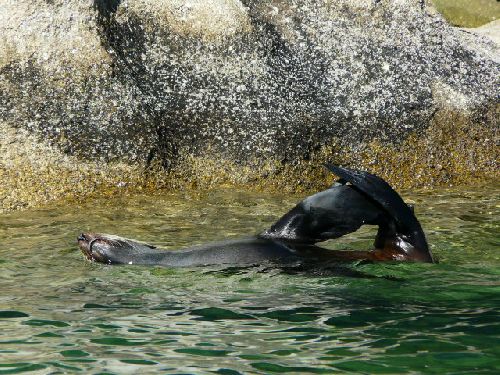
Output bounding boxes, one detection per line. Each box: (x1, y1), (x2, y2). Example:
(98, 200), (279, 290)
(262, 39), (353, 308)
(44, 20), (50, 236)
(78, 165), (434, 267)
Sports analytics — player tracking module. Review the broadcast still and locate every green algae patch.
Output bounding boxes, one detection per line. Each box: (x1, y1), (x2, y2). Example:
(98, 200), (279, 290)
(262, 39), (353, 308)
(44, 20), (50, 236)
(432, 0), (500, 27)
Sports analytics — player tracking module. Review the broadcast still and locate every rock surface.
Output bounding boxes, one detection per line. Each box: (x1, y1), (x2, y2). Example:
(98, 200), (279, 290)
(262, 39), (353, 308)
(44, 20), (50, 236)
(0, 0), (498, 211)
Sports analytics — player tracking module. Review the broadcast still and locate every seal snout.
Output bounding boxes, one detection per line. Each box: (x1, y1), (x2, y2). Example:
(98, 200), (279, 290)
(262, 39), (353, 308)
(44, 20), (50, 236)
(77, 232), (98, 243)
(77, 232), (97, 246)
(77, 232), (99, 261)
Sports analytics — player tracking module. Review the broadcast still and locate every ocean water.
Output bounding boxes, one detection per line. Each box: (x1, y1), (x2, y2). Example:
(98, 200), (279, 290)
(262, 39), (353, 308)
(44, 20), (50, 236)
(0, 186), (498, 374)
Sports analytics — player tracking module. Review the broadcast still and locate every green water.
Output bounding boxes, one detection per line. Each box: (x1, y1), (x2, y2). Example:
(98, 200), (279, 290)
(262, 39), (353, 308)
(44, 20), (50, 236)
(0, 186), (499, 374)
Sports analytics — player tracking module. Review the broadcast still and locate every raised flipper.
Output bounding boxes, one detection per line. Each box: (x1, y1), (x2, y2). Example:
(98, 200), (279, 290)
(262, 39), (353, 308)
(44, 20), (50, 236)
(260, 164), (433, 263)
(260, 179), (387, 244)
(325, 164), (433, 263)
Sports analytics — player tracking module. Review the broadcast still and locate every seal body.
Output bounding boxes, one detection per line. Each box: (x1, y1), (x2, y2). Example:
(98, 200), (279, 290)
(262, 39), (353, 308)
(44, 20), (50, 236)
(78, 165), (434, 267)
(78, 235), (301, 266)
(77, 233), (398, 267)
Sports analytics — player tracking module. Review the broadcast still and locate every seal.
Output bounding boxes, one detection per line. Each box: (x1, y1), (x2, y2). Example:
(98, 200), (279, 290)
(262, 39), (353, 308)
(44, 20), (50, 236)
(77, 165), (434, 267)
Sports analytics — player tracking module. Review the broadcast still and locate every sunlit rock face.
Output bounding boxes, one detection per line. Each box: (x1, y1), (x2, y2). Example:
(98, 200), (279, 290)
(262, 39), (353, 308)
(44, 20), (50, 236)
(0, 0), (498, 168)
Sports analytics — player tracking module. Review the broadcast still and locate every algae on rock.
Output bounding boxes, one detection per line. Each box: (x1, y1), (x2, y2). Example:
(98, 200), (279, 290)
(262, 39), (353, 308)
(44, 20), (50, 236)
(0, 0), (498, 211)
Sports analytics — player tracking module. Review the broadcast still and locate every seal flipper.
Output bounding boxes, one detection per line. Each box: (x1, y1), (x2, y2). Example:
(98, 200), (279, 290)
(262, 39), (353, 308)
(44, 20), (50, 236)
(325, 164), (433, 263)
(260, 181), (386, 244)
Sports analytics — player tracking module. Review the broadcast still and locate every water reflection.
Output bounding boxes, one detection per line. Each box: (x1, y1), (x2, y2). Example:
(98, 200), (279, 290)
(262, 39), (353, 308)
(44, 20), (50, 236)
(0, 186), (498, 373)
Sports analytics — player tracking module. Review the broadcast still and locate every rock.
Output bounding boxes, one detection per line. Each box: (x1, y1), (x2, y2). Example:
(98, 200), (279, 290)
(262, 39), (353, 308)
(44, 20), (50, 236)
(463, 20), (500, 63)
(0, 0), (498, 210)
(468, 19), (500, 45)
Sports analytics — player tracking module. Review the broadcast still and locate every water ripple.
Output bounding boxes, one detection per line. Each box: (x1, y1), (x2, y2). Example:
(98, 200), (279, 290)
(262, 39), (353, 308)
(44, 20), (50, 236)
(0, 187), (498, 373)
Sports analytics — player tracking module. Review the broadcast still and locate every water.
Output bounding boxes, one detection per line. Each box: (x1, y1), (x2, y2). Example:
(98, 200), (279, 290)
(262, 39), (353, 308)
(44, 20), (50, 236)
(0, 186), (499, 374)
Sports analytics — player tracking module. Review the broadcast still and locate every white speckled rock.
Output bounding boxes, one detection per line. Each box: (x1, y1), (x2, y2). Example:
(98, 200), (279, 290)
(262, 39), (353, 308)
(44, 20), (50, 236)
(0, 0), (498, 174)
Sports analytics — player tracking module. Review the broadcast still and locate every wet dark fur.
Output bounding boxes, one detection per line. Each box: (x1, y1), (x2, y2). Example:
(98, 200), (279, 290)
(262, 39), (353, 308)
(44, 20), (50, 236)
(78, 165), (433, 267)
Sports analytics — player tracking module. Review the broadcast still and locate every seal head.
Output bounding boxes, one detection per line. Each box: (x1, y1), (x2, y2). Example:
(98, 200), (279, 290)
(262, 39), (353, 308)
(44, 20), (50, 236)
(78, 233), (157, 264)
